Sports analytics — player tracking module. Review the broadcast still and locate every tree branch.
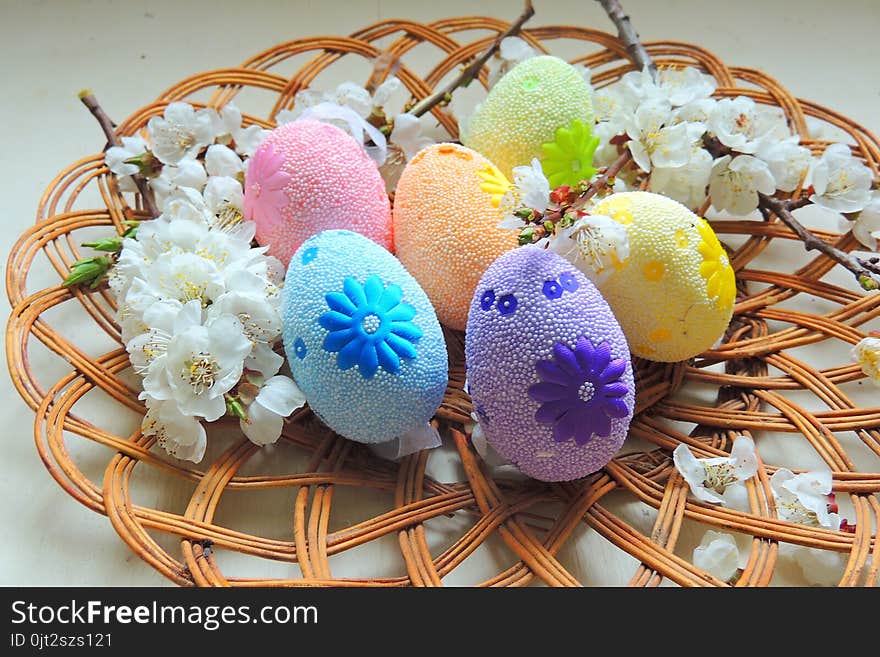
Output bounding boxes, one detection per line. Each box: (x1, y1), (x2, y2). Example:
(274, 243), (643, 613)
(596, 0), (658, 81)
(408, 0), (535, 118)
(758, 193), (880, 291)
(78, 89), (159, 218)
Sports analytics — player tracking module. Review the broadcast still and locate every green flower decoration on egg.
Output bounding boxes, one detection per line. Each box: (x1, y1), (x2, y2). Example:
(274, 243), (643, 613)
(540, 119), (599, 189)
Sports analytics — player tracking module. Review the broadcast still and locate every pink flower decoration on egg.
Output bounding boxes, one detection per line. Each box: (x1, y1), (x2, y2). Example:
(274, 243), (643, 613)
(243, 143), (290, 228)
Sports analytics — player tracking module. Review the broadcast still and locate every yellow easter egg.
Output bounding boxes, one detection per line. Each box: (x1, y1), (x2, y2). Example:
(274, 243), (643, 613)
(590, 191), (735, 362)
(392, 143), (518, 330)
(461, 55), (595, 182)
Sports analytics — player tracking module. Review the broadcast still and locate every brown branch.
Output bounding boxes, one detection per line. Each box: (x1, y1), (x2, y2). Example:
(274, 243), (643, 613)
(596, 0), (658, 81)
(758, 193), (880, 291)
(78, 89), (159, 218)
(408, 0), (535, 118)
(573, 149), (633, 210)
(540, 149), (634, 226)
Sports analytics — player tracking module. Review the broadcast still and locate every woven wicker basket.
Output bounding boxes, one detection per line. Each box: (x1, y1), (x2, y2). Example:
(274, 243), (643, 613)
(6, 15), (880, 587)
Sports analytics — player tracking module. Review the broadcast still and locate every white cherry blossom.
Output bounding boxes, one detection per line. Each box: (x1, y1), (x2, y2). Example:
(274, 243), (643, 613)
(499, 158), (550, 216)
(549, 213), (630, 285)
(848, 193), (880, 250)
(851, 336), (880, 384)
(693, 531), (740, 582)
(755, 135), (812, 192)
(673, 436), (758, 509)
(239, 375), (306, 446)
(149, 159), (208, 210)
(205, 144), (244, 178)
(141, 397), (207, 463)
(487, 36), (536, 86)
(626, 98), (693, 172)
(809, 143), (874, 213)
(708, 96), (789, 154)
(144, 308), (251, 422)
(709, 154), (776, 215)
(650, 138), (713, 210)
(147, 102), (215, 165)
(389, 113), (434, 162)
(770, 468), (840, 529)
(211, 103), (267, 156)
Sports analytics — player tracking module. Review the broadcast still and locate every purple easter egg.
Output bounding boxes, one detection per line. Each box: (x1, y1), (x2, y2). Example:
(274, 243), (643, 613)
(465, 245), (635, 481)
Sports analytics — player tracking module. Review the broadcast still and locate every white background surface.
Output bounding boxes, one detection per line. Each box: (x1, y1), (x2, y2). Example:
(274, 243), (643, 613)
(1, 0), (878, 586)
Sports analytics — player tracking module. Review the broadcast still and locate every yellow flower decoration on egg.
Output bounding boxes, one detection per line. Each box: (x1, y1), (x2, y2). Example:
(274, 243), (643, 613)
(696, 218), (736, 311)
(540, 119), (600, 189)
(477, 164), (512, 208)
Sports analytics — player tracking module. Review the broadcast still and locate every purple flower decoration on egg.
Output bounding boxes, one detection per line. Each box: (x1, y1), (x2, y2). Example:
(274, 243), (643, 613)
(527, 337), (630, 446)
(319, 275), (422, 379)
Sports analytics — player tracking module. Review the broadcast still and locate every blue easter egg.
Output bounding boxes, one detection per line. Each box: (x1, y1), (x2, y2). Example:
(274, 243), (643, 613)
(465, 245), (635, 481)
(282, 230), (448, 444)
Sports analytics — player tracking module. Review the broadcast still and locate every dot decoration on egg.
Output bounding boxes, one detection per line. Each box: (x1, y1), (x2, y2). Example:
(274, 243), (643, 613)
(497, 293), (518, 315)
(527, 337), (630, 446)
(542, 280), (563, 299)
(480, 289), (496, 311)
(301, 247), (318, 265)
(293, 337), (308, 360)
(318, 275), (422, 379)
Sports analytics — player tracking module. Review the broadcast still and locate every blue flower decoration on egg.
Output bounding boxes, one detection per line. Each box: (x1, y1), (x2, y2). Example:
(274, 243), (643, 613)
(319, 275), (422, 379)
(528, 337), (630, 446)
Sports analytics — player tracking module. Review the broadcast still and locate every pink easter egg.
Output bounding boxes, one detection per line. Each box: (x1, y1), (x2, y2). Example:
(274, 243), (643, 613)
(243, 119), (392, 266)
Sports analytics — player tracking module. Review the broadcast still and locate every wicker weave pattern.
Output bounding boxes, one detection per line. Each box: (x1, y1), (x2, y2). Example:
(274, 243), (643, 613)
(6, 16), (880, 586)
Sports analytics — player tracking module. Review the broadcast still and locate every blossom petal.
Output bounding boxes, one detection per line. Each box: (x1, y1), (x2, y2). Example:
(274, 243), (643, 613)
(336, 337), (364, 370)
(376, 340), (401, 374)
(528, 381), (569, 402)
(358, 342), (379, 379)
(386, 333), (417, 360)
(323, 328), (356, 352)
(390, 320), (423, 342)
(319, 311), (354, 332)
(325, 291), (357, 315)
(343, 276), (367, 307)
(363, 275), (385, 305)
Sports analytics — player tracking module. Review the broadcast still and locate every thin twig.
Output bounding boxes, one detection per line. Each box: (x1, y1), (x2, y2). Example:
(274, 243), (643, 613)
(573, 149), (632, 210)
(596, 0), (658, 81)
(541, 150), (633, 225)
(759, 193), (880, 291)
(78, 89), (159, 218)
(408, 0), (535, 118)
